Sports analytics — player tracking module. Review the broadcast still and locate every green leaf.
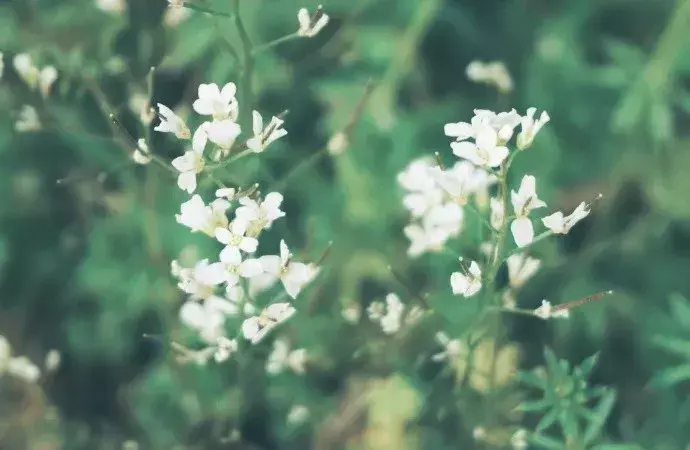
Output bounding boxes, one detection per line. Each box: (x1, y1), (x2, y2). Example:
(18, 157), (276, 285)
(529, 433), (564, 450)
(518, 370), (547, 389)
(579, 352), (600, 378)
(650, 364), (690, 387)
(536, 408), (560, 432)
(518, 398), (552, 412)
(652, 335), (690, 359)
(584, 389), (617, 445)
(668, 293), (690, 330)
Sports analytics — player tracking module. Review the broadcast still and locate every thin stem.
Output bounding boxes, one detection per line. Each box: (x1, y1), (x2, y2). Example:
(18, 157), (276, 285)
(184, 2), (234, 17)
(251, 33), (300, 55)
(206, 148), (254, 170)
(231, 0), (255, 131)
(212, 18), (241, 65)
(466, 201), (494, 232)
(503, 230), (553, 260)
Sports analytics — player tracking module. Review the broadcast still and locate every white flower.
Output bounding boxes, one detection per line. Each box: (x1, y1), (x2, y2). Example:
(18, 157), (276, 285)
(171, 147), (205, 193)
(534, 300), (570, 320)
(133, 138), (152, 165)
(246, 111), (287, 153)
(155, 103), (191, 139)
(213, 337), (237, 363)
(193, 119), (242, 154)
(258, 240), (316, 299)
(297, 5), (329, 38)
(510, 175), (546, 247)
(215, 187), (237, 200)
(287, 405), (310, 425)
(432, 332), (464, 362)
(542, 201), (590, 234)
(215, 220), (258, 253)
(444, 109), (521, 143)
(466, 61), (514, 93)
(235, 192), (286, 233)
(176, 195), (230, 236)
(164, 3), (191, 27)
(451, 122), (509, 168)
(367, 301), (385, 320)
(506, 253), (541, 289)
(38, 66), (58, 98)
(45, 349), (61, 372)
(210, 246), (263, 287)
(13, 54), (39, 89)
(7, 356), (40, 383)
(451, 259), (482, 297)
(241, 303), (296, 344)
(510, 429), (528, 450)
(398, 157), (438, 192)
(342, 303), (361, 324)
(379, 293), (405, 334)
(174, 259), (224, 300)
(266, 339), (307, 374)
(15, 105), (41, 133)
(179, 300), (226, 343)
(517, 108), (550, 150)
(403, 222), (450, 258)
(96, 0), (126, 13)
(192, 82), (238, 120)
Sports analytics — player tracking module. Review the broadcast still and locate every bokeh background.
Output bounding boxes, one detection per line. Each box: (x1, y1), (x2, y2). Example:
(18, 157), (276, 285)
(2, 0), (690, 448)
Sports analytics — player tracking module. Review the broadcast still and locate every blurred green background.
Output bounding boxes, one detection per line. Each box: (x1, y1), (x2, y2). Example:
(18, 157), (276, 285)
(2, 0), (690, 448)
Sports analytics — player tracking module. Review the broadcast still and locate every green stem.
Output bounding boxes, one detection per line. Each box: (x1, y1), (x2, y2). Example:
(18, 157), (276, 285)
(503, 230), (554, 260)
(251, 33), (300, 55)
(206, 148), (254, 170)
(184, 2), (233, 17)
(231, 0), (255, 131)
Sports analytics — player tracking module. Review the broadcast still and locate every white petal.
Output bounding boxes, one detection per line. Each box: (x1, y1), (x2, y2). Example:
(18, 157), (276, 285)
(511, 217), (535, 247)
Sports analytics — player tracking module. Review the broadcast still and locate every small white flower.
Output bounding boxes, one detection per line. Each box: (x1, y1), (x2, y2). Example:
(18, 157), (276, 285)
(212, 246), (263, 287)
(176, 195), (230, 236)
(510, 429), (528, 450)
(246, 111), (287, 153)
(466, 60), (513, 93)
(171, 147), (205, 193)
(534, 300), (570, 320)
(38, 66), (58, 98)
(179, 300), (226, 343)
(164, 3), (191, 27)
(213, 337), (238, 363)
(379, 293), (405, 335)
(215, 187), (236, 200)
(366, 301), (386, 321)
(235, 192), (286, 233)
(506, 253), (541, 289)
(7, 356), (40, 383)
(287, 405), (310, 425)
(258, 240), (316, 299)
(297, 5), (329, 38)
(0, 336), (11, 373)
(542, 201), (591, 234)
(215, 220), (258, 254)
(432, 332), (464, 362)
(242, 303), (296, 344)
(510, 175), (546, 247)
(192, 82), (238, 120)
(450, 259), (482, 297)
(451, 122), (509, 168)
(15, 105), (41, 133)
(44, 350), (61, 372)
(403, 222), (453, 258)
(193, 119), (242, 154)
(174, 259), (224, 300)
(96, 0), (126, 13)
(517, 107), (550, 150)
(342, 303), (361, 323)
(13, 53), (39, 89)
(445, 109), (521, 143)
(133, 138), (152, 165)
(155, 103), (191, 139)
(266, 339), (307, 374)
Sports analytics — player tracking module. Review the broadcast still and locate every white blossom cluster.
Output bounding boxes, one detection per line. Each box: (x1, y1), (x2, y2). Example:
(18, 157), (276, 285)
(9, 53), (59, 133)
(0, 335), (48, 383)
(158, 81), (318, 362)
(398, 107), (597, 320)
(366, 293), (424, 335)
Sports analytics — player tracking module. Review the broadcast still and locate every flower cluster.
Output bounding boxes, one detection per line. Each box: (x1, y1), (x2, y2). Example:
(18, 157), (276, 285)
(398, 107), (598, 319)
(159, 81), (316, 360)
(366, 293), (424, 334)
(9, 53), (58, 133)
(0, 335), (49, 383)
